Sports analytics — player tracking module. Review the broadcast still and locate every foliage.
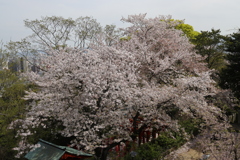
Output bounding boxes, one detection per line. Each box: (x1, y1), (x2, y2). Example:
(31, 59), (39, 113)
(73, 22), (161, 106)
(24, 16), (121, 51)
(160, 19), (200, 41)
(12, 14), (224, 160)
(220, 29), (240, 99)
(25, 118), (75, 147)
(74, 16), (102, 48)
(126, 116), (202, 160)
(192, 29), (227, 71)
(179, 116), (203, 136)
(5, 39), (37, 61)
(123, 131), (186, 160)
(0, 69), (34, 160)
(174, 21), (200, 41)
(6, 16), (122, 70)
(104, 25), (122, 46)
(210, 91), (239, 119)
(24, 16), (75, 50)
(124, 143), (162, 160)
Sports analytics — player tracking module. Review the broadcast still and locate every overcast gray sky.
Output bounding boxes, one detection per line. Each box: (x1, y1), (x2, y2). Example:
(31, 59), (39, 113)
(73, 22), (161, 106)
(0, 0), (239, 43)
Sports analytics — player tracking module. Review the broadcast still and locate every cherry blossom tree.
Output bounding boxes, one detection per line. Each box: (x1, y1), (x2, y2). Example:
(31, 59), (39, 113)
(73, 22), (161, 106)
(118, 13), (222, 124)
(189, 124), (240, 160)
(13, 14), (224, 160)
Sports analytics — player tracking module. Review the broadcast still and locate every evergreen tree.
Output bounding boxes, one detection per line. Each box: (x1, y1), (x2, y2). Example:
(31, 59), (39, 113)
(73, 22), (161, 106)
(220, 29), (240, 99)
(192, 29), (227, 71)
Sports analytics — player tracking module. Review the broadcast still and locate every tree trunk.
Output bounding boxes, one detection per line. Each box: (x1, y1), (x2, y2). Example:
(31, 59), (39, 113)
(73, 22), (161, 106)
(94, 140), (126, 160)
(94, 147), (108, 160)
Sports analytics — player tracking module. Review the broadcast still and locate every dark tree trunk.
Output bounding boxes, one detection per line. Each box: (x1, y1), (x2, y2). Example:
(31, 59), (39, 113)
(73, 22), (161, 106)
(94, 147), (109, 160)
(94, 140), (127, 160)
(94, 111), (149, 160)
(131, 111), (140, 141)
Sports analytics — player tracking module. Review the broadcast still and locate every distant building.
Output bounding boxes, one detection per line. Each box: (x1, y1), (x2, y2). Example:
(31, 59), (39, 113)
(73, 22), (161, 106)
(8, 57), (29, 72)
(0, 57), (42, 73)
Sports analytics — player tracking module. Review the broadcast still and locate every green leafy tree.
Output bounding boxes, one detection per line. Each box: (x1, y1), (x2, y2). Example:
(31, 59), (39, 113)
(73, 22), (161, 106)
(103, 24), (122, 46)
(220, 29), (240, 99)
(24, 16), (75, 50)
(4, 39), (42, 73)
(192, 29), (227, 71)
(0, 69), (32, 160)
(74, 16), (102, 48)
(24, 16), (103, 50)
(123, 131), (186, 160)
(5, 39), (37, 60)
(175, 21), (200, 41)
(161, 19), (200, 41)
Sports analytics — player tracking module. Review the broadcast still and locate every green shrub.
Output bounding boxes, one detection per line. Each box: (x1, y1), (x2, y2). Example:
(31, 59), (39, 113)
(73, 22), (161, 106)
(123, 131), (186, 160)
(179, 118), (202, 136)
